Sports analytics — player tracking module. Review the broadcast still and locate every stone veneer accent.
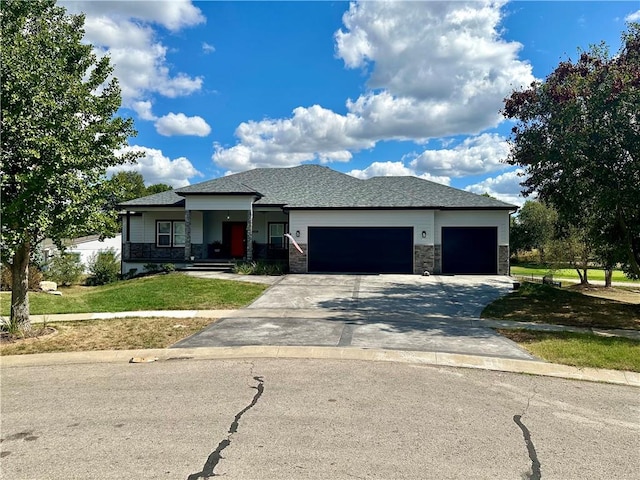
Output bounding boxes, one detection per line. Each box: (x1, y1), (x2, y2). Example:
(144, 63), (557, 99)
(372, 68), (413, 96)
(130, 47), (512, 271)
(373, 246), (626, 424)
(288, 243), (308, 273)
(126, 243), (204, 261)
(414, 245), (434, 275)
(433, 245), (442, 274)
(498, 245), (509, 275)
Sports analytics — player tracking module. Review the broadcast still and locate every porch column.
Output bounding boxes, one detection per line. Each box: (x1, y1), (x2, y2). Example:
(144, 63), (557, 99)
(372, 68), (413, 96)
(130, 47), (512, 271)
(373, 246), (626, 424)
(246, 206), (253, 261)
(184, 209), (192, 261)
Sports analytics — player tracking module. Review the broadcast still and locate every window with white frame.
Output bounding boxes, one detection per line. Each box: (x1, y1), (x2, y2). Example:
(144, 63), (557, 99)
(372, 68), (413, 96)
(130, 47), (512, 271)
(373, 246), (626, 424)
(268, 223), (287, 248)
(156, 221), (185, 247)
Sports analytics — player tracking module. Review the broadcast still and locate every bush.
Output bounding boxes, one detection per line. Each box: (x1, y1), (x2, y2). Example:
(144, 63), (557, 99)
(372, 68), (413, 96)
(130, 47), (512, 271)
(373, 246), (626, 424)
(43, 254), (83, 286)
(233, 261), (256, 275)
(86, 249), (120, 286)
(233, 260), (285, 276)
(125, 268), (138, 279)
(1, 263), (44, 291)
(144, 263), (160, 274)
(161, 263), (176, 273)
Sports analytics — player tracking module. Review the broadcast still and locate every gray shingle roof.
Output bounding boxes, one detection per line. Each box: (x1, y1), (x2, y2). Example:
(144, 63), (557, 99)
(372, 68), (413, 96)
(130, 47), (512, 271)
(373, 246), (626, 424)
(118, 189), (184, 207)
(119, 165), (516, 210)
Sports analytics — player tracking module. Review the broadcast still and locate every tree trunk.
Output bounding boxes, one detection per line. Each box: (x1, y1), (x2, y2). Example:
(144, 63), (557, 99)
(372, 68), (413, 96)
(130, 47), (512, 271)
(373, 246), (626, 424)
(604, 268), (613, 288)
(575, 268), (589, 285)
(10, 241), (31, 333)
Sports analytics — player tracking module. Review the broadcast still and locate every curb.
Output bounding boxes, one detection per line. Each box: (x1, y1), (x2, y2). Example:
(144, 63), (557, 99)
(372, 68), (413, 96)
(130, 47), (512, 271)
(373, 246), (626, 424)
(1, 346), (637, 387)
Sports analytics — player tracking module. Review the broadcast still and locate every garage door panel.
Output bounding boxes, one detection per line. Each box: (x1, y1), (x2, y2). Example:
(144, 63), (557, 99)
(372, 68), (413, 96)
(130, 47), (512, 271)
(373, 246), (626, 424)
(442, 227), (497, 274)
(308, 227), (413, 273)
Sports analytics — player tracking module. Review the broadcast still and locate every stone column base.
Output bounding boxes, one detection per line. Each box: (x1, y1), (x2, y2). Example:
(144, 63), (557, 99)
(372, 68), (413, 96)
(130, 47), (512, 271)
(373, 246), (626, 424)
(414, 245), (434, 275)
(289, 243), (308, 273)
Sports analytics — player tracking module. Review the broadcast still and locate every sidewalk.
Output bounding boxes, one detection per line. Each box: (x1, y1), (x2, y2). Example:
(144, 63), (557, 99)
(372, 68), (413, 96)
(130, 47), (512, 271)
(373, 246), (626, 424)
(513, 275), (639, 288)
(3, 309), (638, 387)
(23, 309), (640, 341)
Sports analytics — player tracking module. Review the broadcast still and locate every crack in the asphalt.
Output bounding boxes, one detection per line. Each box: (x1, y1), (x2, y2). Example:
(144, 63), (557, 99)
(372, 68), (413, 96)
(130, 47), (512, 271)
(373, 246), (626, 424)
(513, 415), (541, 480)
(187, 374), (264, 479)
(513, 389), (541, 480)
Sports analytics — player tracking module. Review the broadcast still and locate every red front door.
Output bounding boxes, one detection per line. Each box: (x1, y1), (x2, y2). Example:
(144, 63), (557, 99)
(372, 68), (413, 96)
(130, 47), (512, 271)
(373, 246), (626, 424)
(230, 223), (246, 257)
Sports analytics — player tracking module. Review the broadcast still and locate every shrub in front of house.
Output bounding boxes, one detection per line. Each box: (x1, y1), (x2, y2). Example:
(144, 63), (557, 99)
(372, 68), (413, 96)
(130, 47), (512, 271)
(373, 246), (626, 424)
(86, 249), (120, 286)
(144, 263), (160, 274)
(1, 263), (44, 291)
(44, 253), (83, 286)
(233, 260), (285, 276)
(161, 263), (176, 273)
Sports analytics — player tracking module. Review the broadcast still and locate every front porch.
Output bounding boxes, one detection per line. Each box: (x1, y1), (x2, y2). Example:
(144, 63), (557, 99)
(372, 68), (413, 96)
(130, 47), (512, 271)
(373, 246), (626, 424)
(121, 204), (290, 273)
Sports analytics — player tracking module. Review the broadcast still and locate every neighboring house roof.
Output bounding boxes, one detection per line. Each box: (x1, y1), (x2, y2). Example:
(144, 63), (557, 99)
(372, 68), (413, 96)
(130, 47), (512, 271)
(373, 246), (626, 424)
(119, 189), (185, 208)
(118, 165), (516, 210)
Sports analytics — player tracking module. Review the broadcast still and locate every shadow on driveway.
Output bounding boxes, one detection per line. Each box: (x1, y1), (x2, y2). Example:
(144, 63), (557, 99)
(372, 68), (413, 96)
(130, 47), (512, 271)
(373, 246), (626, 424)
(173, 274), (533, 359)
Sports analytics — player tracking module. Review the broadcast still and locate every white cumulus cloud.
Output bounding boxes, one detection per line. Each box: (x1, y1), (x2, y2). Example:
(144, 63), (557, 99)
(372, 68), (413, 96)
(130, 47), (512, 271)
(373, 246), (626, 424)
(410, 133), (511, 177)
(63, 0), (205, 32)
(63, 2), (204, 106)
(625, 10), (640, 22)
(110, 146), (203, 188)
(132, 101), (157, 121)
(348, 161), (450, 185)
(202, 42), (216, 54)
(213, 1), (534, 173)
(213, 105), (373, 172)
(464, 169), (527, 206)
(155, 113), (211, 137)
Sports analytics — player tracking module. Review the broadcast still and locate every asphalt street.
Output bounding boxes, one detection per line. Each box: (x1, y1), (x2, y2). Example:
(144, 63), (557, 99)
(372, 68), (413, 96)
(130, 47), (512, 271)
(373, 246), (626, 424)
(1, 358), (638, 479)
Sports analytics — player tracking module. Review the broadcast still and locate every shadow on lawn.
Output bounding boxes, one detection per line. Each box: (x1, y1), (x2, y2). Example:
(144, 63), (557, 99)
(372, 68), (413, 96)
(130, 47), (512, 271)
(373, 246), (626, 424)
(482, 283), (640, 331)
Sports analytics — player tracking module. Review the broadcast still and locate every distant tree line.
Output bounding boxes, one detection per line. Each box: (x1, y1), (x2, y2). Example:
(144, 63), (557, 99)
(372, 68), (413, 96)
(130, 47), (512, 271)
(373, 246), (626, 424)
(106, 171), (173, 209)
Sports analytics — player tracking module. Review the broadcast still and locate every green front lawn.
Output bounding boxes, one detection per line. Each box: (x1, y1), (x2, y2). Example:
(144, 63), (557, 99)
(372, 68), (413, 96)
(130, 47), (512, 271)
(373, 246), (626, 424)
(482, 282), (640, 330)
(510, 265), (637, 283)
(0, 273), (267, 315)
(499, 329), (640, 372)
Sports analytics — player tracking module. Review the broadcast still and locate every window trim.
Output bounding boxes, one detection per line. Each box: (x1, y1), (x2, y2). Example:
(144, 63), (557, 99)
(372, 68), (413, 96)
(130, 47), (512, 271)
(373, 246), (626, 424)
(268, 222), (288, 249)
(156, 220), (186, 248)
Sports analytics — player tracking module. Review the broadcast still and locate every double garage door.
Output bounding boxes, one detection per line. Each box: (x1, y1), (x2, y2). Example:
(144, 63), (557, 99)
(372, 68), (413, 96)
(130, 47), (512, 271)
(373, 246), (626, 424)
(308, 227), (413, 274)
(307, 226), (497, 275)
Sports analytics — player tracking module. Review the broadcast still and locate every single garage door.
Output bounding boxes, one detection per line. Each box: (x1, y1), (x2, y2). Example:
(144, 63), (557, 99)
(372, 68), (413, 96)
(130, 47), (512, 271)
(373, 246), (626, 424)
(308, 227), (413, 273)
(442, 227), (497, 274)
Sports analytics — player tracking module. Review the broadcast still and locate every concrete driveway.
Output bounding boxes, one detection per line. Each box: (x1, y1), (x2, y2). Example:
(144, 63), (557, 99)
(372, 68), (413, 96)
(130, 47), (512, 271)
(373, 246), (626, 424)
(174, 274), (534, 359)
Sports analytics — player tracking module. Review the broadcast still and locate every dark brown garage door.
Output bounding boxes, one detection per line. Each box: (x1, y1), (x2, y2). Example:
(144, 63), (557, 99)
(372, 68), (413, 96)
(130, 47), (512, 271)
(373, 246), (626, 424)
(308, 227), (413, 273)
(442, 227), (497, 274)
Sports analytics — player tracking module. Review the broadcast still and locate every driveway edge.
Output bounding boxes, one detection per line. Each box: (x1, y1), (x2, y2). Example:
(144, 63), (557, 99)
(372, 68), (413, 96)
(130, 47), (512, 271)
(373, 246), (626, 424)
(1, 346), (637, 387)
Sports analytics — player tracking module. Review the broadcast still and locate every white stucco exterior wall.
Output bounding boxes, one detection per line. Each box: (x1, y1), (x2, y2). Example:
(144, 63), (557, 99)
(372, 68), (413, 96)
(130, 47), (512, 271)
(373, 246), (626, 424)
(289, 210), (435, 245)
(434, 210), (510, 245)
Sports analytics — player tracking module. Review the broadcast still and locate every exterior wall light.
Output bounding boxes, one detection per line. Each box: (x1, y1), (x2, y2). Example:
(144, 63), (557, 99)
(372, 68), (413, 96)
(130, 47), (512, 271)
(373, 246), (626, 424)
(421, 231), (427, 238)
(295, 230), (300, 237)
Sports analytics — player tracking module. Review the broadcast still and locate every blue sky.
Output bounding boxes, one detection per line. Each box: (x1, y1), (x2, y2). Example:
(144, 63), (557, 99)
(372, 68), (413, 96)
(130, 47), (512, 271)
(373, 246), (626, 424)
(63, 1), (639, 205)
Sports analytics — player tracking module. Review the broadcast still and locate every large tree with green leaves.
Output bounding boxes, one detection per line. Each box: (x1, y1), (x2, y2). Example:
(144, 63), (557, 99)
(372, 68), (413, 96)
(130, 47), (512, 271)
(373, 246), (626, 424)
(1, 0), (138, 331)
(503, 24), (640, 279)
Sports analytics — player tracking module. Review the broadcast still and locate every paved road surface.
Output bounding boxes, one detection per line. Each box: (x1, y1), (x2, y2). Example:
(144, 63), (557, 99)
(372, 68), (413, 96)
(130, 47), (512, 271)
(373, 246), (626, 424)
(2, 358), (638, 479)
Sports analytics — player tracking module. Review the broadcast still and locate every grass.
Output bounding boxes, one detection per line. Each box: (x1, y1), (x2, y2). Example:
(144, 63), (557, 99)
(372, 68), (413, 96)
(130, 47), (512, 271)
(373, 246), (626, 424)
(482, 282), (640, 330)
(0, 317), (213, 355)
(510, 264), (637, 283)
(499, 329), (640, 372)
(0, 273), (267, 315)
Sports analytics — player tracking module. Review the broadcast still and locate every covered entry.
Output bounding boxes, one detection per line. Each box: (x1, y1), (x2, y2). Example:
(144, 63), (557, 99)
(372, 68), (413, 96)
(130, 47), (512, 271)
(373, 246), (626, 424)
(308, 227), (413, 273)
(442, 227), (497, 274)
